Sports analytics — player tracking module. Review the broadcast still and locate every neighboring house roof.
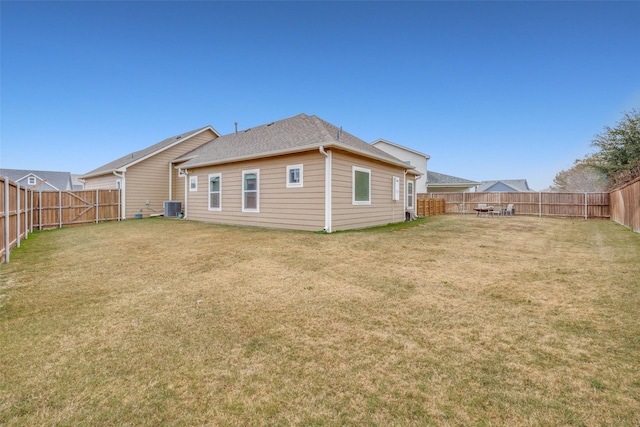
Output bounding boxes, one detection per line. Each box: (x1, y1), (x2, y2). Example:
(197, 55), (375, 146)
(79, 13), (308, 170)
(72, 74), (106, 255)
(426, 171), (480, 187)
(80, 125), (219, 179)
(371, 139), (431, 160)
(176, 114), (417, 172)
(0, 168), (74, 191)
(477, 179), (533, 192)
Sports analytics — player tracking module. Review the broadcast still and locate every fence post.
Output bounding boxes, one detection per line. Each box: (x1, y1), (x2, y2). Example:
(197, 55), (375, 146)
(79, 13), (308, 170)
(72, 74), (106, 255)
(539, 192), (542, 217)
(24, 187), (29, 240)
(16, 183), (21, 248)
(39, 191), (42, 230)
(30, 189), (34, 233)
(584, 192), (588, 220)
(96, 189), (99, 224)
(59, 191), (63, 229)
(463, 192), (466, 215)
(4, 177), (9, 263)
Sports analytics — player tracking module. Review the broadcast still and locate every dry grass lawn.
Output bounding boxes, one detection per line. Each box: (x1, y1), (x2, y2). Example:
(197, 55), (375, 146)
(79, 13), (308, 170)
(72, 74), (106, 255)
(1, 215), (639, 425)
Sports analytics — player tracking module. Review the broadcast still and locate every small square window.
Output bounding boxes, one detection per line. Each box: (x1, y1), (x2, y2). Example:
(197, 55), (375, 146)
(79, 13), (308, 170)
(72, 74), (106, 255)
(286, 164), (303, 188)
(27, 176), (37, 186)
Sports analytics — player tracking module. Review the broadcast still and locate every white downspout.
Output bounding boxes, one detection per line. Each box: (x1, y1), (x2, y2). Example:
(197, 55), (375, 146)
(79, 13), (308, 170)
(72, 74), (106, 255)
(169, 163), (173, 201)
(183, 168), (189, 219)
(319, 146), (332, 233)
(113, 171), (125, 219)
(403, 170), (407, 216)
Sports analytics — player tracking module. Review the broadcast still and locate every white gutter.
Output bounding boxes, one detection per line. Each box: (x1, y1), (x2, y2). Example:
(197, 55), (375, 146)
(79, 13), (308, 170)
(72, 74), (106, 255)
(113, 170), (125, 219)
(319, 146), (332, 233)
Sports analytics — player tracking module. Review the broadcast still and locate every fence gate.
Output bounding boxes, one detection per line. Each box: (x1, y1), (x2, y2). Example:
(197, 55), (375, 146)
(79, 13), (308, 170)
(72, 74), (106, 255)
(33, 189), (121, 230)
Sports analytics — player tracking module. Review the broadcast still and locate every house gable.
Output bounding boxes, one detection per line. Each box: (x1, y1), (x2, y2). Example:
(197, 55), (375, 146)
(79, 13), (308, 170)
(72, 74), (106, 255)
(370, 139), (429, 193)
(0, 169), (74, 191)
(81, 125), (220, 179)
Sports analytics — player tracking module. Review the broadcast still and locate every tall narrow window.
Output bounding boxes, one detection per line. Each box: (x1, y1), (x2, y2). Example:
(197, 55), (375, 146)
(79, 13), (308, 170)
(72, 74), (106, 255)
(286, 164), (303, 188)
(209, 174), (221, 211)
(189, 176), (198, 192)
(407, 180), (414, 209)
(352, 166), (371, 205)
(242, 169), (259, 212)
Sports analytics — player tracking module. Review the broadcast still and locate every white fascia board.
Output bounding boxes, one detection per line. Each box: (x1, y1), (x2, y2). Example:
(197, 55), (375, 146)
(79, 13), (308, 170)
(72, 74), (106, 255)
(371, 139), (431, 160)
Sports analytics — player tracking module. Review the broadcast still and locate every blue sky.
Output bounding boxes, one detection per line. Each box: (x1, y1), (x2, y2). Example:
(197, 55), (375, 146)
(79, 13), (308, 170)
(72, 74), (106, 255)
(2, 1), (639, 191)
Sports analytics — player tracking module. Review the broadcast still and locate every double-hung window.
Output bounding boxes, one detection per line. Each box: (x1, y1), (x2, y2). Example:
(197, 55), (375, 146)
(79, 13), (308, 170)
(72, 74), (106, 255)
(242, 169), (259, 212)
(189, 176), (198, 192)
(352, 166), (371, 205)
(286, 164), (303, 188)
(407, 180), (414, 210)
(209, 174), (221, 211)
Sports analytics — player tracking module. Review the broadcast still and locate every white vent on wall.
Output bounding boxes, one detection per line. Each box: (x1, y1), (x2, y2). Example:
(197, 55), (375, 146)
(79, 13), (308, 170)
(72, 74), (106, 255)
(164, 201), (181, 217)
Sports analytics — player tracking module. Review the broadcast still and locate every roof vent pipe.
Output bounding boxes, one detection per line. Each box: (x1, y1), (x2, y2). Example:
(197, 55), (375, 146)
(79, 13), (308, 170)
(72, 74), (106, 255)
(235, 122), (238, 134)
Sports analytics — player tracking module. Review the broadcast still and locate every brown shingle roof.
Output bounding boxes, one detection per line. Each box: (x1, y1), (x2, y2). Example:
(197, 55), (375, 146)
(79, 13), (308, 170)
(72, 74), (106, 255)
(176, 114), (410, 169)
(80, 125), (217, 178)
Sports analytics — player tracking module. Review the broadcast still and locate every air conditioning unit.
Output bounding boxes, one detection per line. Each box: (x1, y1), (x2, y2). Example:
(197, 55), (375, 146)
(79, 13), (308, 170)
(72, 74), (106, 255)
(164, 201), (182, 218)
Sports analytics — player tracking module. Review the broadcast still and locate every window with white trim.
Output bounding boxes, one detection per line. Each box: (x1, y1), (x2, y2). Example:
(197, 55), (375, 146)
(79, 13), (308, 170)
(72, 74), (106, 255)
(242, 169), (259, 212)
(208, 174), (221, 211)
(352, 166), (371, 205)
(189, 176), (198, 192)
(116, 180), (122, 190)
(286, 164), (303, 188)
(407, 180), (414, 210)
(27, 176), (37, 186)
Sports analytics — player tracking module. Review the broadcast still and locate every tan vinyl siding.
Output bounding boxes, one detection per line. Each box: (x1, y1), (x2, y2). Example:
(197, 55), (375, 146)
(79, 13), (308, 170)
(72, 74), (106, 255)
(331, 150), (407, 231)
(187, 151), (325, 231)
(124, 130), (217, 218)
(82, 174), (119, 190)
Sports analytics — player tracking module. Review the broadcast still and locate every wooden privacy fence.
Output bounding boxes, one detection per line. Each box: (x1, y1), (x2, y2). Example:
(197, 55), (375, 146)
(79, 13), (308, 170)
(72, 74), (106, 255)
(1, 177), (30, 263)
(425, 192), (610, 219)
(416, 197), (446, 217)
(610, 177), (640, 233)
(1, 176), (121, 263)
(32, 189), (121, 230)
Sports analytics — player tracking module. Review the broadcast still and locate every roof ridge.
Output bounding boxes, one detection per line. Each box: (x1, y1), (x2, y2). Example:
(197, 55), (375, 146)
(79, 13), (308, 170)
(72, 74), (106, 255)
(308, 115), (339, 142)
